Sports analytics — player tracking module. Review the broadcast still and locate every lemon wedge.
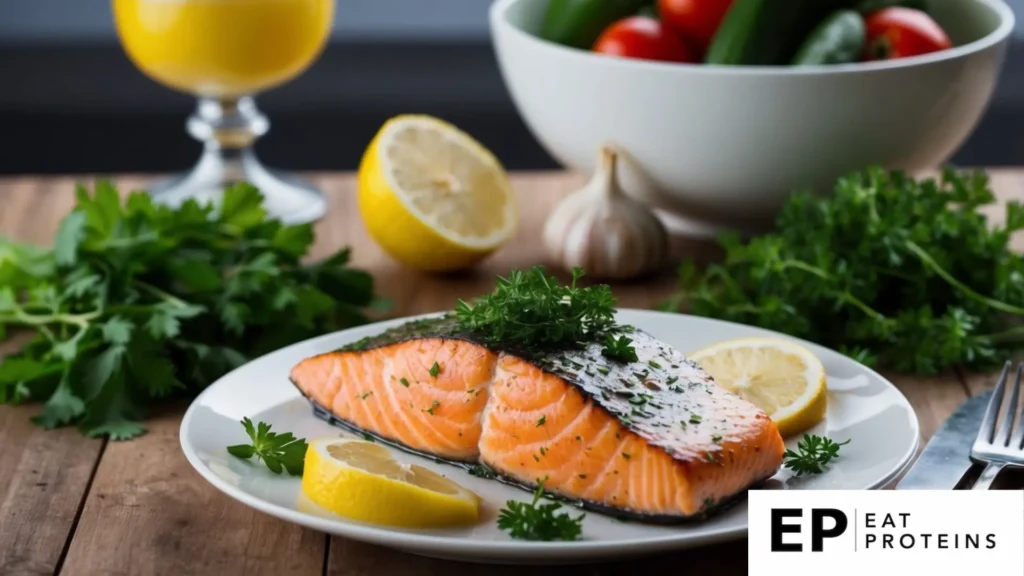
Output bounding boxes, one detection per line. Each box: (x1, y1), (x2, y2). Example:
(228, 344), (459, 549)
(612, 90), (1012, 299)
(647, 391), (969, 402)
(688, 337), (827, 438)
(357, 114), (518, 271)
(301, 438), (479, 528)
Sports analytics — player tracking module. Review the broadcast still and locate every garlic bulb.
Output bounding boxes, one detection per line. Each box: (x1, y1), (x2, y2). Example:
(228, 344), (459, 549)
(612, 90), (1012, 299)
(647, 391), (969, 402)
(543, 145), (669, 279)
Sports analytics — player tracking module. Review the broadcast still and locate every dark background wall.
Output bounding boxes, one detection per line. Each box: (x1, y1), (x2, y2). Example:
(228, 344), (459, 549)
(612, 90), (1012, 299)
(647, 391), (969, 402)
(1, 0), (1023, 175)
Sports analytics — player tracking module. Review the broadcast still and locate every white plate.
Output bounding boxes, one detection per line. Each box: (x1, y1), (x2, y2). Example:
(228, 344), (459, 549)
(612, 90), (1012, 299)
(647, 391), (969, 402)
(180, 310), (919, 564)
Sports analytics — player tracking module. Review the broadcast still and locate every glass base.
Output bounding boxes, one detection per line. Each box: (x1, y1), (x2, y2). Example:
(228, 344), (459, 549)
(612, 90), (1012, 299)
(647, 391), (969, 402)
(146, 96), (327, 225)
(147, 147), (327, 225)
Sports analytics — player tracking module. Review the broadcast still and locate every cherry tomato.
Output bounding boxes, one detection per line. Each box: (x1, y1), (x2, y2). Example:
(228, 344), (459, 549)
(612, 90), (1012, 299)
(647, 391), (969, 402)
(657, 0), (735, 52)
(863, 7), (952, 60)
(593, 16), (696, 63)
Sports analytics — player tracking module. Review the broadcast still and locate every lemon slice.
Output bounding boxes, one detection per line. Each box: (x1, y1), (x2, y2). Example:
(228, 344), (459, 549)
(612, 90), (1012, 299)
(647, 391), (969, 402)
(301, 438), (479, 528)
(357, 114), (518, 271)
(688, 337), (827, 438)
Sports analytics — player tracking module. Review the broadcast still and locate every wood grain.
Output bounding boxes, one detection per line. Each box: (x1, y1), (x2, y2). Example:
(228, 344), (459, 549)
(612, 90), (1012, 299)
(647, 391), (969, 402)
(58, 405), (326, 576)
(0, 181), (106, 576)
(0, 405), (104, 576)
(0, 171), (1015, 575)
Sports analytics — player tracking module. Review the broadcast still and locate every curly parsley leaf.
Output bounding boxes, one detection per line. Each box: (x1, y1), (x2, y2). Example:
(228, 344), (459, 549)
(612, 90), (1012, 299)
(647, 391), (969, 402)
(782, 435), (850, 476)
(227, 417), (308, 476)
(497, 481), (585, 541)
(662, 166), (1024, 374)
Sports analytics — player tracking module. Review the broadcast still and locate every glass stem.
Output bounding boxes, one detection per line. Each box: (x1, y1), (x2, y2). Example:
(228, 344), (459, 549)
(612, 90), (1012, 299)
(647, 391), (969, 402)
(145, 96), (325, 224)
(187, 97), (269, 180)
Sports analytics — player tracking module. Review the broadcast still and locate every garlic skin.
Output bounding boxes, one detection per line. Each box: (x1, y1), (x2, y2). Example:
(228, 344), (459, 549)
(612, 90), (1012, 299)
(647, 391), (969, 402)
(544, 145), (669, 279)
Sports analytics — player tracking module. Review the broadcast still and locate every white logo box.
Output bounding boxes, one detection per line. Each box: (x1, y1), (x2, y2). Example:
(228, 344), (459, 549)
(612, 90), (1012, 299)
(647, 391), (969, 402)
(748, 490), (1023, 575)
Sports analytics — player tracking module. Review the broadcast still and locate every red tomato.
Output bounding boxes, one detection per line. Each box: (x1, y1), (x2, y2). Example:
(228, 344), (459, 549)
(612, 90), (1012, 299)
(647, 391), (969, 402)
(592, 16), (696, 63)
(863, 7), (952, 60)
(657, 0), (735, 51)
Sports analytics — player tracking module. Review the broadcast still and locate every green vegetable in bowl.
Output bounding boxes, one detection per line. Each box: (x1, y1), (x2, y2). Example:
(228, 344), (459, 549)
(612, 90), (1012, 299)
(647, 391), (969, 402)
(540, 0), (650, 49)
(791, 10), (866, 65)
(661, 166), (1024, 375)
(705, 0), (844, 65)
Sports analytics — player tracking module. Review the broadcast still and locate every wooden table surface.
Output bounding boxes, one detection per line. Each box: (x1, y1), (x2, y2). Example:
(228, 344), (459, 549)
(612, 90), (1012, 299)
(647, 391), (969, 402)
(1, 170), (1020, 576)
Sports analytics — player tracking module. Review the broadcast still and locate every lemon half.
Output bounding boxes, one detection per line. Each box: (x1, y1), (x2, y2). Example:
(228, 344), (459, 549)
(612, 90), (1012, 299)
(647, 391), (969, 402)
(357, 115), (518, 271)
(688, 337), (827, 438)
(301, 438), (479, 528)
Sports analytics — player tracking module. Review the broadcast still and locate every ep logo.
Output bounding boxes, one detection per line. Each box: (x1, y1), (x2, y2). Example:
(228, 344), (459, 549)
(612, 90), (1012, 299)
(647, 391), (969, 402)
(771, 508), (848, 552)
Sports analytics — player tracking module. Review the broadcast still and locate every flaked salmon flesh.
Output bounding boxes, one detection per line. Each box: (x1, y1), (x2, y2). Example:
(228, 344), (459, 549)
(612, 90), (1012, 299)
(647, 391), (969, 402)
(290, 317), (785, 521)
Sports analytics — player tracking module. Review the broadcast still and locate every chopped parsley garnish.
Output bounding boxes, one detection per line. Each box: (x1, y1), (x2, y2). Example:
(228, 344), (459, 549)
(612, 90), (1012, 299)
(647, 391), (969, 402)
(711, 434), (723, 443)
(689, 414), (702, 424)
(622, 452), (631, 460)
(596, 366), (611, 376)
(648, 360), (662, 369)
(424, 400), (440, 415)
(537, 415), (546, 427)
(429, 362), (441, 378)
(497, 481), (585, 541)
(362, 433), (376, 442)
(399, 377), (410, 388)
(783, 435), (850, 476)
(360, 392), (372, 400)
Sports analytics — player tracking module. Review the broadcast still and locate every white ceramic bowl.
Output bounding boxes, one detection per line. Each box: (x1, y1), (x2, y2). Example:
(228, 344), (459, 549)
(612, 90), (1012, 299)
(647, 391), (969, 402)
(490, 0), (1015, 235)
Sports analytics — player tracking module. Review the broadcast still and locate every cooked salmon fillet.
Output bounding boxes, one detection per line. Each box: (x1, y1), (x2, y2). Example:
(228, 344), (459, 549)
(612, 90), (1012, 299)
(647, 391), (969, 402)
(290, 317), (785, 521)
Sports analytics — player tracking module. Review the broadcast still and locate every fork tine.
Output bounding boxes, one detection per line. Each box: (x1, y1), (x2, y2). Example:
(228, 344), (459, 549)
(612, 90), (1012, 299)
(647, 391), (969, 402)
(977, 360), (1011, 445)
(996, 363), (1023, 446)
(1012, 365), (1024, 450)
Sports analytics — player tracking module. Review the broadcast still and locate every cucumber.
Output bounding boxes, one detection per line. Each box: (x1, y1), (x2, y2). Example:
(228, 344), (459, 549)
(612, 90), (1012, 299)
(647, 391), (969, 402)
(791, 10), (866, 65)
(705, 0), (846, 65)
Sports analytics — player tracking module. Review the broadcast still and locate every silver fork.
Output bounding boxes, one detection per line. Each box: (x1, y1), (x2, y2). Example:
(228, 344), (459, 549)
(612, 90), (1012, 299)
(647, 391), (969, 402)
(971, 360), (1024, 490)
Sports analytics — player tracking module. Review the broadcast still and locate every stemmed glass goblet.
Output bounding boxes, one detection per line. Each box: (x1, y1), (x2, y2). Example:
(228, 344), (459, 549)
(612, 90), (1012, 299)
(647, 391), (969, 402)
(112, 0), (335, 223)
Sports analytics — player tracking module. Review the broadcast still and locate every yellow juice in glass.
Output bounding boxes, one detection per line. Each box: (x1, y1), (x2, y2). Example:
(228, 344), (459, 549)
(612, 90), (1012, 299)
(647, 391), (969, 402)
(113, 0), (334, 98)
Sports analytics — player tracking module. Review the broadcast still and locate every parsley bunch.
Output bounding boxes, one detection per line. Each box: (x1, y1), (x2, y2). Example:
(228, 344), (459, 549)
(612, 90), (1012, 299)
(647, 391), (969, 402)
(0, 182), (381, 439)
(455, 266), (621, 348)
(663, 166), (1024, 374)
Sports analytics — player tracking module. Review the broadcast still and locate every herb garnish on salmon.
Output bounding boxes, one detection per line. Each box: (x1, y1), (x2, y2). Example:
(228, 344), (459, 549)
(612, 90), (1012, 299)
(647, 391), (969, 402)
(290, 267), (785, 522)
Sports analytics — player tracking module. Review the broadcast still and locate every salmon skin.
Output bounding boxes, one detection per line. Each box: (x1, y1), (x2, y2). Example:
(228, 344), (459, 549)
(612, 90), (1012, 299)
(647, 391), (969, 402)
(290, 315), (785, 522)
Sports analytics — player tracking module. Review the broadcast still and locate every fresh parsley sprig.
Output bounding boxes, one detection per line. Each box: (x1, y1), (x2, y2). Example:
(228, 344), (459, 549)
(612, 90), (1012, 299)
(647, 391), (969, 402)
(227, 417), (308, 476)
(602, 335), (638, 363)
(662, 166), (1024, 375)
(455, 266), (624, 350)
(0, 182), (382, 439)
(782, 434), (850, 476)
(497, 480), (585, 541)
